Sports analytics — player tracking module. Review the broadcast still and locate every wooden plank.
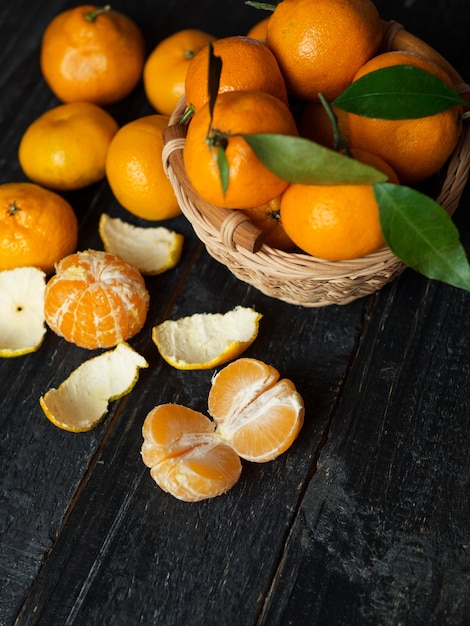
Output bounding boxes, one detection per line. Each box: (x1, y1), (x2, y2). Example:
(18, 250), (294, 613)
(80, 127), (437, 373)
(12, 250), (373, 625)
(257, 264), (470, 625)
(1, 0), (469, 624)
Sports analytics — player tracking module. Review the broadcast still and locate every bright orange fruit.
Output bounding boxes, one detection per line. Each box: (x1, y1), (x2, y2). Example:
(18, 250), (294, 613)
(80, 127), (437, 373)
(0, 182), (78, 274)
(141, 404), (242, 502)
(18, 102), (118, 191)
(184, 35), (288, 112)
(246, 17), (270, 40)
(242, 196), (296, 251)
(183, 90), (298, 209)
(144, 29), (216, 116)
(44, 249), (150, 349)
(280, 149), (399, 261)
(208, 358), (304, 463)
(105, 115), (181, 221)
(346, 50), (463, 184)
(265, 0), (382, 101)
(40, 4), (145, 105)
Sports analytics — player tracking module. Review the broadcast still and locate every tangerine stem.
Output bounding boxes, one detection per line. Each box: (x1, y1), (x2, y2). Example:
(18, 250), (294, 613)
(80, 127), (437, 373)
(85, 5), (111, 22)
(179, 105), (195, 126)
(8, 201), (20, 215)
(318, 92), (352, 156)
(245, 1), (277, 11)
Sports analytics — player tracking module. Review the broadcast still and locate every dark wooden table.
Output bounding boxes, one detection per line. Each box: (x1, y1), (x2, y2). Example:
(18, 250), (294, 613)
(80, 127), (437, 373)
(1, 1), (469, 624)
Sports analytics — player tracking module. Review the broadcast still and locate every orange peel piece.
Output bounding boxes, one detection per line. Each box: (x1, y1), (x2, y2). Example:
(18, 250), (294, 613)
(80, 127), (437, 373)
(0, 267), (46, 357)
(151, 306), (262, 370)
(98, 213), (183, 275)
(39, 342), (148, 432)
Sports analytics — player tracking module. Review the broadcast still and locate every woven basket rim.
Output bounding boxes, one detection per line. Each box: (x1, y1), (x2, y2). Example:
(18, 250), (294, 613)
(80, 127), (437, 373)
(163, 20), (470, 306)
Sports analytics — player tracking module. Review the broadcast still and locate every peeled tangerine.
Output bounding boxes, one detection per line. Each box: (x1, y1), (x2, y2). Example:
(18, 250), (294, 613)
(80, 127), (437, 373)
(141, 357), (304, 502)
(0, 267), (46, 357)
(40, 342), (148, 432)
(98, 213), (184, 275)
(141, 404), (242, 503)
(208, 358), (305, 463)
(152, 306), (262, 370)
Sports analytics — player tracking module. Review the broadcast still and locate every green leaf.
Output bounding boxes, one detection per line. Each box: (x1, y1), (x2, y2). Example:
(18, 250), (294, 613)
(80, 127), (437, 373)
(241, 133), (388, 184)
(217, 144), (230, 195)
(333, 65), (466, 119)
(375, 183), (470, 291)
(208, 43), (222, 122)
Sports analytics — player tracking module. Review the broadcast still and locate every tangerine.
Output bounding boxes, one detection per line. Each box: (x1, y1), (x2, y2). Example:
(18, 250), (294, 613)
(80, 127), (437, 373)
(346, 50), (463, 184)
(242, 196), (296, 251)
(105, 114), (181, 221)
(0, 182), (78, 274)
(44, 249), (150, 349)
(265, 0), (382, 101)
(183, 90), (298, 209)
(142, 404), (242, 502)
(280, 150), (399, 260)
(144, 29), (216, 116)
(208, 358), (304, 463)
(246, 16), (270, 40)
(184, 35), (288, 112)
(18, 102), (118, 191)
(40, 4), (145, 105)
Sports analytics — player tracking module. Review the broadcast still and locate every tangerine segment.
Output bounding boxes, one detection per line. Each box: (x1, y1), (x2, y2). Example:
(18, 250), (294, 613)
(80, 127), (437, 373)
(40, 342), (148, 432)
(142, 404), (242, 502)
(152, 306), (262, 370)
(208, 358), (305, 463)
(44, 249), (149, 350)
(0, 267), (46, 357)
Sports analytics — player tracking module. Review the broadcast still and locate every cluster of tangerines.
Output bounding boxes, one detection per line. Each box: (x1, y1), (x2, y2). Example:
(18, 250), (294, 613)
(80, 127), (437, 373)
(181, 0), (464, 260)
(0, 3), (310, 503)
(0, 1), (463, 501)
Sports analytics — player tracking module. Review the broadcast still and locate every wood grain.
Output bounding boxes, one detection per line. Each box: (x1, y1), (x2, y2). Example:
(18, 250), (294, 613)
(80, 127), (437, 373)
(1, 1), (469, 625)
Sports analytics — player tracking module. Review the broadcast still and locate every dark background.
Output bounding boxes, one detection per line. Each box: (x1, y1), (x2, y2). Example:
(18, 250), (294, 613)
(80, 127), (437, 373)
(0, 1), (469, 625)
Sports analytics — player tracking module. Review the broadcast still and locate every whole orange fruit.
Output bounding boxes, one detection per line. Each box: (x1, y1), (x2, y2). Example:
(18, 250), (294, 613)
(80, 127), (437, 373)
(246, 16), (270, 40)
(184, 35), (288, 113)
(346, 50), (463, 184)
(279, 151), (399, 260)
(242, 196), (296, 251)
(0, 182), (78, 274)
(44, 249), (150, 350)
(266, 0), (382, 101)
(280, 184), (384, 261)
(18, 102), (118, 191)
(40, 4), (145, 105)
(144, 29), (216, 116)
(105, 114), (181, 221)
(183, 90), (298, 209)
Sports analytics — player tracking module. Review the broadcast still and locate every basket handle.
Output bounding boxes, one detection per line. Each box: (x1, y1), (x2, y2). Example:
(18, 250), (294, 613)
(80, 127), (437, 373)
(163, 123), (265, 253)
(382, 20), (468, 95)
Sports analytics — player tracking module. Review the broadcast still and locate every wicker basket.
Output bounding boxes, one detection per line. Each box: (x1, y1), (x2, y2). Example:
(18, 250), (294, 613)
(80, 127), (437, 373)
(163, 20), (470, 307)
